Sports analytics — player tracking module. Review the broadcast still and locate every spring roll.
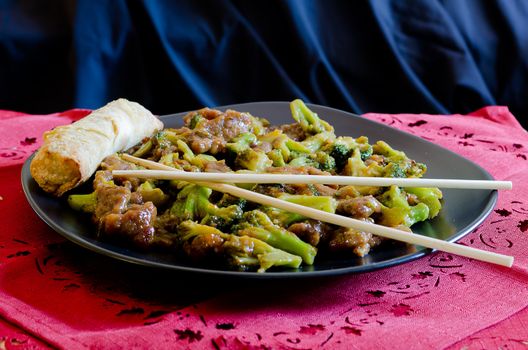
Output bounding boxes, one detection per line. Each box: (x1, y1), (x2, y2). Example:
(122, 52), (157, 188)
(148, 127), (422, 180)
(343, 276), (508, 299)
(30, 98), (164, 196)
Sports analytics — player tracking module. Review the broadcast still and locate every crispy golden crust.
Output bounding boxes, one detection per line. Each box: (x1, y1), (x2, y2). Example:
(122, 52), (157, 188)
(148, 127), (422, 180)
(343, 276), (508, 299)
(30, 98), (163, 196)
(30, 150), (81, 196)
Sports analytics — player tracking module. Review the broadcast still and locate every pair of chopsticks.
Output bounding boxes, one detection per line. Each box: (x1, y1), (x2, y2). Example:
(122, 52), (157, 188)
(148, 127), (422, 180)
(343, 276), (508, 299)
(116, 154), (514, 267)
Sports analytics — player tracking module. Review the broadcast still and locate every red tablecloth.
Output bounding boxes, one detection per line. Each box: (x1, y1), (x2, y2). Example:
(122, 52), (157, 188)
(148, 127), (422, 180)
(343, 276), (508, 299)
(1, 106), (527, 349)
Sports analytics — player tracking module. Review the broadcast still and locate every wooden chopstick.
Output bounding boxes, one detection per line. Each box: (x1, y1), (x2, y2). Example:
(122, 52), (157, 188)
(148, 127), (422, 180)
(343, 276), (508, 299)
(112, 169), (512, 190)
(119, 154), (514, 267)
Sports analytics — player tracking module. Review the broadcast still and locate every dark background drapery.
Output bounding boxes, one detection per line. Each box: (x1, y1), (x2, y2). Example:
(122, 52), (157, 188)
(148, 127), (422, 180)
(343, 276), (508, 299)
(1, 0), (527, 126)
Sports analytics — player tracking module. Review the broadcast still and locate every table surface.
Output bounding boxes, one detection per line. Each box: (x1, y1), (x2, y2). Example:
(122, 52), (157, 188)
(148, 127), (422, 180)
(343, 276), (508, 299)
(1, 106), (527, 350)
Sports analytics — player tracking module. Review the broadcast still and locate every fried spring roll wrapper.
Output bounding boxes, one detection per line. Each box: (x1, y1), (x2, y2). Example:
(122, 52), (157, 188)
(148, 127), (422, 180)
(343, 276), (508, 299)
(30, 98), (164, 196)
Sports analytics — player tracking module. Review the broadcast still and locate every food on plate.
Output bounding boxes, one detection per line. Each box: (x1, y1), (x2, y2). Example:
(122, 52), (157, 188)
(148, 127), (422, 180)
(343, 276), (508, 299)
(30, 98), (164, 196)
(62, 99), (443, 272)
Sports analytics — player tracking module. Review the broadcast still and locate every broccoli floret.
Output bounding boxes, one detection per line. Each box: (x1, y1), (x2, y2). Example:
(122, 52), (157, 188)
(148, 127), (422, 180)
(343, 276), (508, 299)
(235, 149), (273, 172)
(288, 155), (318, 168)
(343, 149), (385, 177)
(373, 141), (427, 178)
(405, 187), (443, 219)
(312, 152), (336, 172)
(216, 193), (248, 210)
(169, 184), (243, 229)
(377, 185), (430, 227)
(178, 221), (302, 272)
(344, 145), (425, 179)
(234, 210), (317, 265)
(301, 131), (336, 153)
(288, 151), (337, 171)
(358, 140), (373, 161)
(267, 149), (286, 167)
(137, 181), (170, 207)
(188, 113), (205, 129)
(224, 235), (302, 272)
(259, 129), (324, 163)
(328, 136), (373, 171)
(331, 143), (353, 170)
(384, 163), (406, 178)
(226, 132), (257, 153)
(155, 129), (186, 147)
(372, 140), (402, 158)
(268, 133), (312, 162)
(264, 207), (306, 227)
(328, 137), (356, 169)
(201, 204), (244, 231)
(290, 99), (334, 135)
(264, 194), (337, 227)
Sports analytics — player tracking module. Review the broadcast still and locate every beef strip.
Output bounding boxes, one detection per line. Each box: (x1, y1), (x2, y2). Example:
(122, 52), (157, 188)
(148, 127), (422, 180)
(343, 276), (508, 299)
(183, 232), (225, 261)
(327, 227), (382, 257)
(313, 184), (337, 196)
(100, 154), (136, 171)
(181, 108), (262, 155)
(278, 123), (306, 141)
(337, 195), (382, 219)
(203, 160), (232, 173)
(94, 185), (131, 219)
(288, 220), (332, 246)
(100, 155), (142, 189)
(101, 202), (157, 248)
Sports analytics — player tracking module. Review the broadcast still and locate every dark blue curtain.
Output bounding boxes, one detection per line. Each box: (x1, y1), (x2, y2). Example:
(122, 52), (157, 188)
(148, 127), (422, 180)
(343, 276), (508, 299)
(1, 0), (527, 125)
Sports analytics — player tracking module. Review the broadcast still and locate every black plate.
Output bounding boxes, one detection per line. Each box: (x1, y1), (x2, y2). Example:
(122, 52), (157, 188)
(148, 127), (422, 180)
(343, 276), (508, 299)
(21, 102), (497, 278)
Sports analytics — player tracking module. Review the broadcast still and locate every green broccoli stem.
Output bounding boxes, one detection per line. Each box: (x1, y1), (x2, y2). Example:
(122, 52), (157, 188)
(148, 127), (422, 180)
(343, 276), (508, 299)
(279, 194), (337, 213)
(267, 149), (286, 167)
(285, 138), (311, 153)
(157, 130), (184, 145)
(68, 192), (97, 213)
(265, 194), (337, 227)
(132, 139), (153, 158)
(264, 207), (306, 226)
(226, 132), (257, 153)
(238, 226), (316, 265)
(170, 186), (199, 221)
(238, 211), (317, 265)
(176, 140), (195, 162)
(290, 99), (333, 134)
